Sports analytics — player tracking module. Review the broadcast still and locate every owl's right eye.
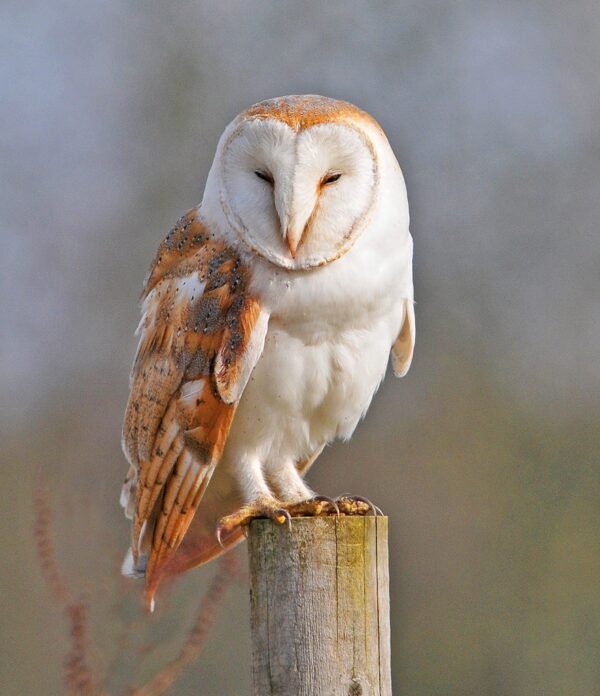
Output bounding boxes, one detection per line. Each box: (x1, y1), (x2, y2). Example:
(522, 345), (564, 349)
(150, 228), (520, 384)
(254, 170), (274, 185)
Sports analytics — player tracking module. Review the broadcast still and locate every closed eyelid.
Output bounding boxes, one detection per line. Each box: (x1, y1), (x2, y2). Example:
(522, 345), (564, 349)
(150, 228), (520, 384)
(254, 170), (274, 184)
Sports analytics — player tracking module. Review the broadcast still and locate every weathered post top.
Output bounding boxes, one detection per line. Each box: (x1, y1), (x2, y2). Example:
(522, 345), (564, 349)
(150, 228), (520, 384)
(248, 515), (391, 696)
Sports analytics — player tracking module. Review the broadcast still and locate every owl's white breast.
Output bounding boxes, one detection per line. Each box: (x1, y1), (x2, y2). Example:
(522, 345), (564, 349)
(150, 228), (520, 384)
(223, 245), (409, 477)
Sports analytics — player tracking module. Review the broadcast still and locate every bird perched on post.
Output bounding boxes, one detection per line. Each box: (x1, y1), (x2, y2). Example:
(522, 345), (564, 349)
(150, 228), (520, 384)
(120, 95), (415, 609)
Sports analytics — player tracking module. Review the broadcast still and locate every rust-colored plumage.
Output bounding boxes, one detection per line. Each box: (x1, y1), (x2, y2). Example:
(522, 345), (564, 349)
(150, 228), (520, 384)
(242, 94), (383, 134)
(122, 209), (264, 602)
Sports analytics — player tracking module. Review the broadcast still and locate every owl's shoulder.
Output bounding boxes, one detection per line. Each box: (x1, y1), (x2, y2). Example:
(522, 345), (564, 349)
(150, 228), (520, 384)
(142, 207), (242, 298)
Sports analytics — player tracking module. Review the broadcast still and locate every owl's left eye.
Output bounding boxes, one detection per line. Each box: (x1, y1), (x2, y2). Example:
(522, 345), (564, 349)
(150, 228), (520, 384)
(322, 172), (342, 185)
(254, 170), (274, 185)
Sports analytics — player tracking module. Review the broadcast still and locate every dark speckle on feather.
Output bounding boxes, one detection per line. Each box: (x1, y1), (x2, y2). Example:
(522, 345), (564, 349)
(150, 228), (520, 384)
(184, 349), (213, 379)
(183, 435), (211, 463)
(205, 271), (228, 292)
(190, 295), (224, 334)
(208, 250), (234, 275)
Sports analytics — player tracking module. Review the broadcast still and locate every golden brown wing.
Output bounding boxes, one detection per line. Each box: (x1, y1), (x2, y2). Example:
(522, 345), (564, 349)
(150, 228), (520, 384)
(121, 209), (268, 603)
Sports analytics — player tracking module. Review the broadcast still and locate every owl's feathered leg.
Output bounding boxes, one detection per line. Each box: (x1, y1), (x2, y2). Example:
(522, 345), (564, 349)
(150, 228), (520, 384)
(267, 459), (380, 517)
(216, 454), (293, 542)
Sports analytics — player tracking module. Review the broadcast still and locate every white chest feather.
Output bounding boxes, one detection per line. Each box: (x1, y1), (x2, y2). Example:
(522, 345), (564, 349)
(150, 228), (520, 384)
(224, 224), (411, 468)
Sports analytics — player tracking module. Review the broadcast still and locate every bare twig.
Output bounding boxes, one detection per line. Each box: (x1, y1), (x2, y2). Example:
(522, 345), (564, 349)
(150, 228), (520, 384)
(64, 601), (97, 695)
(129, 552), (241, 696)
(34, 473), (240, 696)
(33, 474), (100, 695)
(33, 474), (73, 605)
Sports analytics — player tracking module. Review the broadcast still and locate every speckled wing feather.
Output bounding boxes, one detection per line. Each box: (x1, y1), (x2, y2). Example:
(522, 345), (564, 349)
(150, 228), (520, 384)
(121, 208), (268, 598)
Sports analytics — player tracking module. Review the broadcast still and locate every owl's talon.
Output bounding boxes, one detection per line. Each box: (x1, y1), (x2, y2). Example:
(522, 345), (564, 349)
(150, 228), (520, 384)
(309, 495), (340, 516)
(274, 508), (292, 529)
(351, 495), (379, 516)
(216, 494), (381, 543)
(335, 495), (382, 516)
(216, 498), (294, 539)
(284, 495), (339, 518)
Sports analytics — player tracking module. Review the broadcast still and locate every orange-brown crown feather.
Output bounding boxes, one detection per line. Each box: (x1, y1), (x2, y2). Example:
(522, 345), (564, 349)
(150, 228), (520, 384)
(241, 94), (384, 134)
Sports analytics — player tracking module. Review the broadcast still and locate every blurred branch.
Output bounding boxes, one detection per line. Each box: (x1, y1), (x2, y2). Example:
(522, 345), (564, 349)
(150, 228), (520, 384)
(34, 474), (100, 695)
(33, 474), (73, 606)
(129, 553), (241, 696)
(34, 473), (242, 696)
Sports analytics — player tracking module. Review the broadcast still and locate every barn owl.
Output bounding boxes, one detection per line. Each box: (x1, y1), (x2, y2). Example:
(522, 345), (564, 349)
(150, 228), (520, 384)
(121, 95), (415, 608)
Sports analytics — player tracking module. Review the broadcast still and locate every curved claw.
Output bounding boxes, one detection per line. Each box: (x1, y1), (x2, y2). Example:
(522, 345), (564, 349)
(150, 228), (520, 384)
(351, 495), (379, 516)
(335, 494), (382, 517)
(274, 508), (292, 530)
(310, 495), (340, 516)
(216, 524), (226, 548)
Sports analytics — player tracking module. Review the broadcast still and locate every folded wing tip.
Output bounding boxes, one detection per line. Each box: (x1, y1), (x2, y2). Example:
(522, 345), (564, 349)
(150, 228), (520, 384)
(120, 465), (137, 519)
(121, 547), (147, 579)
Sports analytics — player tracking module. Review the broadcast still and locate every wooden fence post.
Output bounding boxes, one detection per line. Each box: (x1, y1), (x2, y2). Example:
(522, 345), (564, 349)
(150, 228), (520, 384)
(248, 515), (392, 696)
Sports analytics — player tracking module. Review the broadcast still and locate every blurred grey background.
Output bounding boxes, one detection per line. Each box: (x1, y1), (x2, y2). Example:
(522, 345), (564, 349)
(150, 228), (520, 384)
(2, 1), (599, 694)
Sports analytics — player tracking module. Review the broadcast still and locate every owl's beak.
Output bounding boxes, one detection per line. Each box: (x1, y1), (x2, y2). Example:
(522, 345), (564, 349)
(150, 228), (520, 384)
(284, 211), (314, 259)
(275, 180), (315, 259)
(278, 214), (303, 259)
(285, 227), (301, 258)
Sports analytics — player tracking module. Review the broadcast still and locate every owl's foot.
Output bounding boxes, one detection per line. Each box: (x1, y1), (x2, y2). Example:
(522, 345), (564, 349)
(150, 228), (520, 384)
(250, 495), (381, 520)
(216, 497), (291, 545)
(284, 495), (340, 517)
(217, 495), (381, 544)
(335, 495), (383, 516)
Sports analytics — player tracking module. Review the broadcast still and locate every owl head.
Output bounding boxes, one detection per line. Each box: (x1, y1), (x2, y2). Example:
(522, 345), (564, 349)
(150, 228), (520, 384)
(203, 95), (405, 270)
